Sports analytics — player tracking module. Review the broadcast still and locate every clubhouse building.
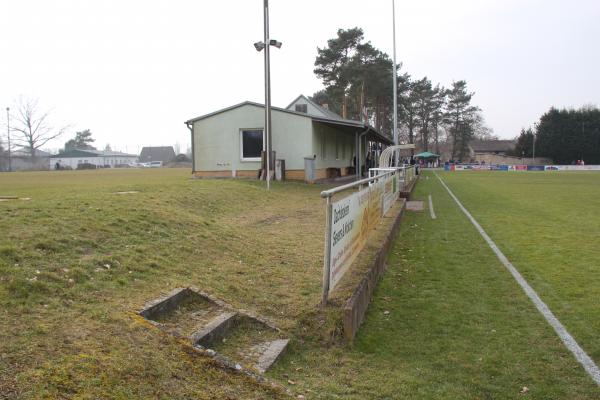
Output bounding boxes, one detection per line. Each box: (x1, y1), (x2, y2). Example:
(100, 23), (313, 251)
(185, 95), (392, 182)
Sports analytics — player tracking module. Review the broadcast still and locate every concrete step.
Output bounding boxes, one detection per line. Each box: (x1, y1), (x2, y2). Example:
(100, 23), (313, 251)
(191, 311), (238, 347)
(256, 339), (290, 373)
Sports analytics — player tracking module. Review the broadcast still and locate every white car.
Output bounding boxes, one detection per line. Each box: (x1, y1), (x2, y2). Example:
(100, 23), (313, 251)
(142, 161), (163, 168)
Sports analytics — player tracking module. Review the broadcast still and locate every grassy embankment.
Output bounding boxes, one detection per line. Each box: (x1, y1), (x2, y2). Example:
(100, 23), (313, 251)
(1, 168), (328, 399)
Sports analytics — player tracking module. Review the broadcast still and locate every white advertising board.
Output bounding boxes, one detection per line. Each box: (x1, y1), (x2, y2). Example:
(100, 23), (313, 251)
(328, 187), (370, 294)
(324, 169), (410, 298)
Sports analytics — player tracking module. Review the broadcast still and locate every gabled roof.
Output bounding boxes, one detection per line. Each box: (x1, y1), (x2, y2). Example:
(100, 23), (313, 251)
(50, 149), (99, 158)
(285, 94), (346, 121)
(184, 101), (392, 145)
(50, 149), (137, 158)
(470, 140), (515, 152)
(94, 150), (138, 157)
(139, 146), (176, 163)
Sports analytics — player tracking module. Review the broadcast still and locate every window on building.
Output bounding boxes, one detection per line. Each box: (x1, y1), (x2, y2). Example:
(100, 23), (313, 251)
(295, 104), (308, 113)
(240, 129), (264, 161)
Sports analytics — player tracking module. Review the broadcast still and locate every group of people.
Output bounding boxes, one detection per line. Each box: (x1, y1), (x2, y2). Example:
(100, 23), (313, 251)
(574, 159), (586, 165)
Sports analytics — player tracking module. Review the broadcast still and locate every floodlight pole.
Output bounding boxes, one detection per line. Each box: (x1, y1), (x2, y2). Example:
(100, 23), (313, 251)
(6, 107), (11, 172)
(532, 132), (536, 163)
(391, 0), (399, 165)
(263, 0), (272, 190)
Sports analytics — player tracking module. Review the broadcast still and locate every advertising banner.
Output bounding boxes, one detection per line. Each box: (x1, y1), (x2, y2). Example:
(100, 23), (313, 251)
(368, 179), (383, 229)
(448, 163), (600, 172)
(328, 187), (370, 294)
(556, 165), (600, 171)
(382, 173), (398, 217)
(327, 173), (397, 294)
(527, 165), (545, 171)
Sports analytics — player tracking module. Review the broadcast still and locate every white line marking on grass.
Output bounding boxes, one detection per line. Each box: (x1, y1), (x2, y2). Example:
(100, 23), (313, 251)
(428, 195), (436, 219)
(434, 171), (600, 387)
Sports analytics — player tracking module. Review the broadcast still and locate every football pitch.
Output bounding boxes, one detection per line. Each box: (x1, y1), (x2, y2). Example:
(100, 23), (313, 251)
(437, 169), (600, 368)
(1, 169), (600, 399)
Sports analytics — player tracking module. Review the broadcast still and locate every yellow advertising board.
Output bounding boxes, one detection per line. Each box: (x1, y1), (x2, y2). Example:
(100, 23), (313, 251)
(327, 174), (396, 294)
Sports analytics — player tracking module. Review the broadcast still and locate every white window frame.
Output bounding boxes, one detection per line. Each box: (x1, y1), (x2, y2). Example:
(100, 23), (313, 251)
(239, 128), (264, 162)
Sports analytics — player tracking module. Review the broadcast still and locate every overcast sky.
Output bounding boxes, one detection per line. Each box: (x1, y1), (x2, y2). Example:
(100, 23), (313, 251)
(1, 0), (599, 154)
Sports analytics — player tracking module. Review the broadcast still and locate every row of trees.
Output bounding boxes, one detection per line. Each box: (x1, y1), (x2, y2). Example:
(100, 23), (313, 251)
(312, 28), (492, 160)
(511, 106), (600, 164)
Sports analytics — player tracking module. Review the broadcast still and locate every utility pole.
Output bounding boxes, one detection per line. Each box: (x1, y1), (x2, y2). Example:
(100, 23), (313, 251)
(532, 132), (536, 163)
(391, 0), (399, 165)
(254, 0), (281, 190)
(264, 0), (272, 190)
(6, 107), (12, 172)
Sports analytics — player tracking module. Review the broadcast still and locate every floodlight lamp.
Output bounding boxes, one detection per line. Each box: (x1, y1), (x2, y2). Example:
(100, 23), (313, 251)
(254, 41), (265, 51)
(269, 39), (282, 49)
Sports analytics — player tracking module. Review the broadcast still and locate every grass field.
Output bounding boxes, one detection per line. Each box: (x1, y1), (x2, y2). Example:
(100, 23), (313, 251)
(0, 169), (328, 399)
(2, 168), (600, 399)
(271, 170), (600, 399)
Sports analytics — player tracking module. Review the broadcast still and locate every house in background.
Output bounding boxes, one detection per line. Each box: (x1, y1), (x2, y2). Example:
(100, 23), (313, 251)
(139, 146), (176, 164)
(469, 140), (552, 165)
(49, 149), (138, 169)
(185, 94), (391, 182)
(469, 140), (516, 161)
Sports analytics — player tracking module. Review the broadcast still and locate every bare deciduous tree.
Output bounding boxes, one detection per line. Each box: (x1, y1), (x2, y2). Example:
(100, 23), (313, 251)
(10, 97), (68, 157)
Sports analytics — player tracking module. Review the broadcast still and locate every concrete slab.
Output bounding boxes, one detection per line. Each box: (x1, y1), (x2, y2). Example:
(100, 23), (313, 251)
(191, 311), (238, 347)
(139, 287), (191, 320)
(256, 339), (290, 373)
(406, 201), (424, 211)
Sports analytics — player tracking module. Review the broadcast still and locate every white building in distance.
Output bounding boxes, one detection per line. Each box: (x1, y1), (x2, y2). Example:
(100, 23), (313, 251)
(49, 149), (138, 170)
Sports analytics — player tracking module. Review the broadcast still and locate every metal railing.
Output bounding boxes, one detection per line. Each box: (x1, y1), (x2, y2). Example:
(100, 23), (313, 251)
(320, 170), (395, 200)
(369, 165), (415, 190)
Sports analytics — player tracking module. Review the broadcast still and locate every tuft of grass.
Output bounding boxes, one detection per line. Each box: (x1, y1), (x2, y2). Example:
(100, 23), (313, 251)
(0, 245), (20, 262)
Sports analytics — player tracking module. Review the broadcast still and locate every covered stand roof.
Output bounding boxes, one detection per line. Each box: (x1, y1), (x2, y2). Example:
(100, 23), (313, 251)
(415, 151), (440, 158)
